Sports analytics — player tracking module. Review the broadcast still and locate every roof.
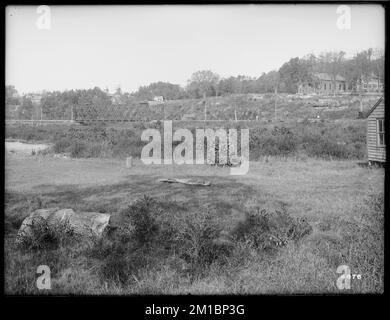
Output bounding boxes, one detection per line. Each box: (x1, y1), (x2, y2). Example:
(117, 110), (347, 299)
(365, 96), (384, 118)
(313, 72), (346, 82)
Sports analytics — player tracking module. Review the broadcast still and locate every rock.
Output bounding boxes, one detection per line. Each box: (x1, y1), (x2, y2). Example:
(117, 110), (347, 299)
(17, 208), (110, 243)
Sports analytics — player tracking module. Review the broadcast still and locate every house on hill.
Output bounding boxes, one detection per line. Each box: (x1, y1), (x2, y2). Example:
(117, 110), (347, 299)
(365, 96), (385, 164)
(357, 74), (384, 93)
(298, 72), (347, 95)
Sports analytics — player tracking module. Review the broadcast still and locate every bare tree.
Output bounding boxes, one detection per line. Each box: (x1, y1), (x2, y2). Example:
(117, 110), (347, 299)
(372, 48), (384, 89)
(320, 51), (346, 96)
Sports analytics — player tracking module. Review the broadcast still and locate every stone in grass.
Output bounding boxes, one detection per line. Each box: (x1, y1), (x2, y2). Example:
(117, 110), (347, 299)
(16, 208), (110, 244)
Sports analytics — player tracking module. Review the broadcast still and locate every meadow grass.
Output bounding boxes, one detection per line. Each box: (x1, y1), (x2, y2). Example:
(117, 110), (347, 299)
(4, 155), (384, 294)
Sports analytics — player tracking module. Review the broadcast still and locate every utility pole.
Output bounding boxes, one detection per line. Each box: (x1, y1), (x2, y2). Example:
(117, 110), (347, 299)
(274, 85), (278, 122)
(203, 92), (207, 122)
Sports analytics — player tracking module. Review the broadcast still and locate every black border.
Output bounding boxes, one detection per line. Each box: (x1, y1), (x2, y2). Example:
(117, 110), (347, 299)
(1, 1), (388, 316)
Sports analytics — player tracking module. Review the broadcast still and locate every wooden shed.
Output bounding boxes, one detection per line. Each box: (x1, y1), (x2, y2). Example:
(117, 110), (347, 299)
(365, 96), (386, 163)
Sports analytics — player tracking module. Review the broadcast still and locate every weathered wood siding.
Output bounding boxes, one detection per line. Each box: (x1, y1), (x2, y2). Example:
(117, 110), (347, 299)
(367, 98), (386, 162)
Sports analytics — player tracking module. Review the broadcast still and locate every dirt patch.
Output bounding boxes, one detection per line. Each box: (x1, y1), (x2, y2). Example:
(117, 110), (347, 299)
(5, 141), (50, 154)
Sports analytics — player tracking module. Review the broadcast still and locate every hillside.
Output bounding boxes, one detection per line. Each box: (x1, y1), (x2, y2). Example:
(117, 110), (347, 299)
(100, 93), (383, 122)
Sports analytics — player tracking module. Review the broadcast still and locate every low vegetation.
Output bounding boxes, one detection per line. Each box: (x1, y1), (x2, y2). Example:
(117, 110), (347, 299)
(4, 186), (384, 294)
(6, 117), (366, 161)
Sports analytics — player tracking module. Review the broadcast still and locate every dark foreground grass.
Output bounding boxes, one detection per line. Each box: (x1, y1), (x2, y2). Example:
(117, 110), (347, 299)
(4, 185), (383, 294)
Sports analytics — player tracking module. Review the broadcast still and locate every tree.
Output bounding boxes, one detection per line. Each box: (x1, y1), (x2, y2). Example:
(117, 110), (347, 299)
(186, 70), (220, 99)
(18, 96), (33, 120)
(318, 51), (346, 95)
(372, 48), (384, 85)
(278, 58), (312, 93)
(5, 85), (20, 105)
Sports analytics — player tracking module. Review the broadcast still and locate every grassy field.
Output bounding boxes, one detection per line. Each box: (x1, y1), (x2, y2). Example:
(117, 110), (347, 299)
(4, 152), (384, 294)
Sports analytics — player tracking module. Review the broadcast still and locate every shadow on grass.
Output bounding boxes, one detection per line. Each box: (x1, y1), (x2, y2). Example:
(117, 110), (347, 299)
(5, 174), (280, 233)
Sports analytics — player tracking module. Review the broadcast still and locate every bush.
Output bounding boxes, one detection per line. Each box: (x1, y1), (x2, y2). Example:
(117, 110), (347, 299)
(232, 209), (312, 251)
(302, 135), (349, 159)
(17, 217), (76, 251)
(69, 141), (87, 158)
(53, 138), (73, 153)
(119, 195), (160, 246)
(97, 242), (148, 284)
(87, 201), (156, 284)
(249, 127), (298, 159)
(177, 211), (230, 272)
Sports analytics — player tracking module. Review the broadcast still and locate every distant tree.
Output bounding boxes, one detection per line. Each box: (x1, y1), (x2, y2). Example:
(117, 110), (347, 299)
(18, 96), (33, 120)
(186, 70), (220, 99)
(5, 85), (20, 105)
(372, 48), (384, 84)
(115, 86), (122, 95)
(316, 51), (346, 95)
(218, 77), (236, 95)
(278, 57), (312, 93)
(217, 75), (256, 95)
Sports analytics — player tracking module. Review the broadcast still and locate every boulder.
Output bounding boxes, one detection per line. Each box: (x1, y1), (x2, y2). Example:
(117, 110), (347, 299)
(17, 208), (110, 243)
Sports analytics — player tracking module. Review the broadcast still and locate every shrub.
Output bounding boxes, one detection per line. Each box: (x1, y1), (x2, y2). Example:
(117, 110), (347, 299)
(232, 209), (312, 251)
(177, 211), (230, 273)
(53, 137), (73, 153)
(87, 215), (151, 284)
(302, 134), (349, 159)
(69, 141), (87, 158)
(17, 217), (76, 251)
(249, 127), (298, 159)
(119, 195), (160, 246)
(98, 243), (148, 284)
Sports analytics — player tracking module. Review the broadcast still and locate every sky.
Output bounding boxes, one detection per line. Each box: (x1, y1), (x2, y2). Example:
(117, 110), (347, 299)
(6, 4), (385, 94)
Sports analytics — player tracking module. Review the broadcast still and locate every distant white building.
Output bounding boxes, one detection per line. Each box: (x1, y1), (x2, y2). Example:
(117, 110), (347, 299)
(153, 96), (164, 102)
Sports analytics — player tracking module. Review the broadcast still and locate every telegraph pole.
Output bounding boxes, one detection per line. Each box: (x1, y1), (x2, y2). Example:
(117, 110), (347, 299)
(274, 85), (278, 122)
(203, 92), (207, 122)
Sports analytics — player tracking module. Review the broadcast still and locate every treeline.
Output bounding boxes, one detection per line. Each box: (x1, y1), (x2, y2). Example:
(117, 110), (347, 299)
(5, 48), (384, 119)
(133, 48), (384, 98)
(5, 87), (117, 120)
